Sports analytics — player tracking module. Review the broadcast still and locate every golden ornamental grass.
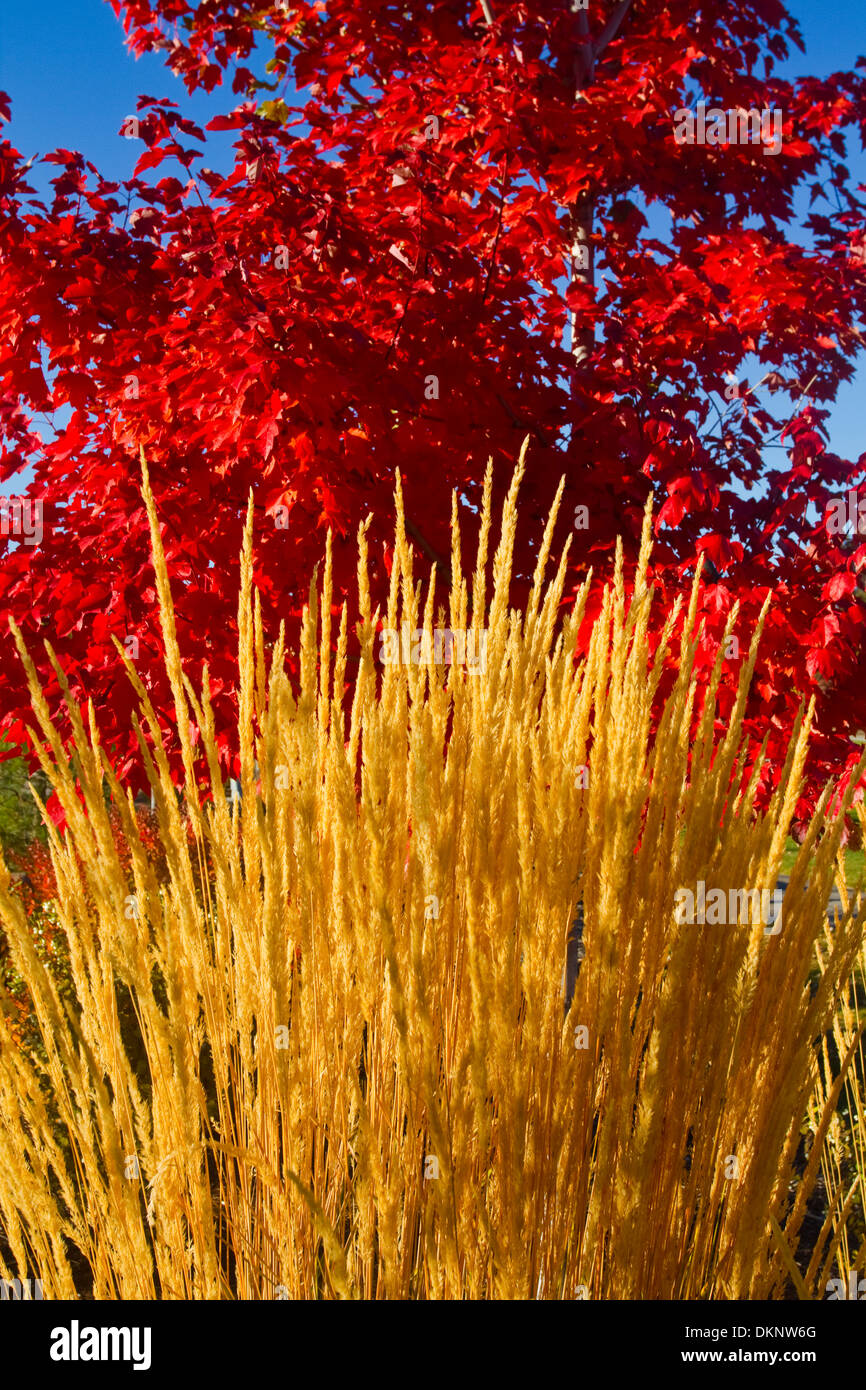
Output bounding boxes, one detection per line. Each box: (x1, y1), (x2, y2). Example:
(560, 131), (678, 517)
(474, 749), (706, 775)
(0, 441), (864, 1300)
(810, 897), (866, 1298)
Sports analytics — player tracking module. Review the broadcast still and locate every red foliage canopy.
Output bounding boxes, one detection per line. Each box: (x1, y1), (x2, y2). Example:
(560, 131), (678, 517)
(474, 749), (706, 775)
(1, 0), (866, 814)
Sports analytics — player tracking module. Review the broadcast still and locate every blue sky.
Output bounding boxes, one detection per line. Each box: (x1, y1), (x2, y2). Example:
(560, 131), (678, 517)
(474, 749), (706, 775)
(0, 0), (864, 469)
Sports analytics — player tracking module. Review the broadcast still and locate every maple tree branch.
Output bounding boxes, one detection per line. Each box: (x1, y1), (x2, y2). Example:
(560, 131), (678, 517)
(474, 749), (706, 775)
(480, 190), (505, 304)
(593, 0), (635, 65)
(173, 147), (301, 366)
(479, 130), (513, 304)
(496, 391), (548, 449)
(568, 189), (595, 369)
(567, 1), (635, 374)
(703, 393), (731, 444)
(281, 33), (374, 111)
(476, 0), (524, 62)
(405, 517), (451, 582)
(763, 373), (819, 443)
(572, 6), (595, 90)
(404, 517), (481, 616)
(568, 9), (596, 370)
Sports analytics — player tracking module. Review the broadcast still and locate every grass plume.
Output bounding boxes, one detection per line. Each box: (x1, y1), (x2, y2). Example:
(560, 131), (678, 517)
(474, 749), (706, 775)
(0, 444), (864, 1299)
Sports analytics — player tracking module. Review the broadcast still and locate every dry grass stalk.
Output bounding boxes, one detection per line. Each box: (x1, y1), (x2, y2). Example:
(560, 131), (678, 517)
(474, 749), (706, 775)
(808, 852), (866, 1299)
(0, 441), (863, 1299)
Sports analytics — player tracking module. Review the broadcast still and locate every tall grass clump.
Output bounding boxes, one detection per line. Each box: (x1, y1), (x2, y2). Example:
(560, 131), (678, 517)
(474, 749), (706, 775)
(0, 442), (864, 1300)
(809, 889), (866, 1296)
